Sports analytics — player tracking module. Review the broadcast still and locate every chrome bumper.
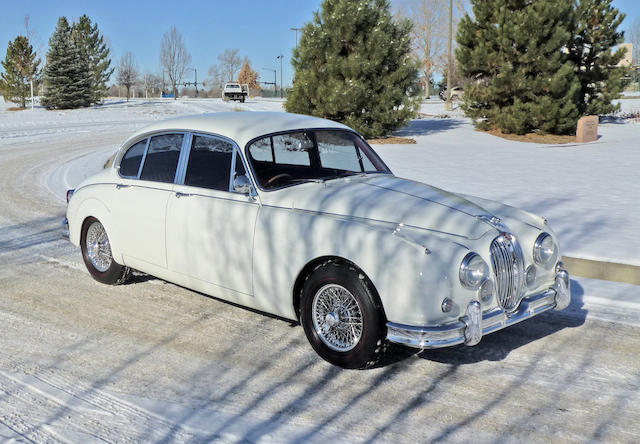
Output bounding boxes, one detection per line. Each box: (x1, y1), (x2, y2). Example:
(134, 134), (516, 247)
(386, 269), (571, 349)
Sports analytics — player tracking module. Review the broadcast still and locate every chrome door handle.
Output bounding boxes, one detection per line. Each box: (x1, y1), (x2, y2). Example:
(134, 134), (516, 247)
(116, 184), (130, 189)
(175, 192), (192, 198)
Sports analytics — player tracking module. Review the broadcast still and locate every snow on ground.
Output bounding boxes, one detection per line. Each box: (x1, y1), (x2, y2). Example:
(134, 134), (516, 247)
(1, 96), (638, 265)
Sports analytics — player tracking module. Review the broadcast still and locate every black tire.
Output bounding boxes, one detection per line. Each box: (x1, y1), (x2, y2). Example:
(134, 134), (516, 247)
(80, 217), (130, 285)
(300, 260), (386, 369)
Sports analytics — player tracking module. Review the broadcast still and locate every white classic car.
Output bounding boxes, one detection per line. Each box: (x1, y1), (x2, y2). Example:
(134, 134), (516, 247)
(65, 112), (570, 368)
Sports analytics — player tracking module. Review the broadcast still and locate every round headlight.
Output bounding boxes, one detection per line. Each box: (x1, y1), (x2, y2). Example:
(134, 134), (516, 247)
(459, 253), (489, 290)
(533, 233), (558, 266)
(525, 264), (537, 287)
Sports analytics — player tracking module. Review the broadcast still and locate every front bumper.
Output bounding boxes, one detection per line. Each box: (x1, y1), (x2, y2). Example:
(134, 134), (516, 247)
(386, 268), (571, 349)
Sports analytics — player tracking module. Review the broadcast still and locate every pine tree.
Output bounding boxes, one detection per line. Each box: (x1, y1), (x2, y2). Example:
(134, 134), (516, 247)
(0, 35), (40, 108)
(71, 14), (114, 104)
(42, 17), (92, 109)
(285, 0), (420, 138)
(237, 60), (260, 96)
(457, 0), (580, 135)
(569, 0), (628, 116)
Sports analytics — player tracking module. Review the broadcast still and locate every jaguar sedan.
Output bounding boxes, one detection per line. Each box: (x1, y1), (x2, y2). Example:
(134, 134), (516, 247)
(65, 112), (570, 368)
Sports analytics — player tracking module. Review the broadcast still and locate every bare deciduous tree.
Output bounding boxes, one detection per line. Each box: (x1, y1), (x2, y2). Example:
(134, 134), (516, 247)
(217, 49), (242, 82)
(160, 26), (191, 99)
(142, 72), (162, 99)
(207, 64), (224, 96)
(399, 0), (468, 95)
(117, 52), (138, 101)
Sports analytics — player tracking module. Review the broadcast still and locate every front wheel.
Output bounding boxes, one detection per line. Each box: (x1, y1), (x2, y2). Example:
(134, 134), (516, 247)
(80, 217), (130, 285)
(300, 261), (386, 368)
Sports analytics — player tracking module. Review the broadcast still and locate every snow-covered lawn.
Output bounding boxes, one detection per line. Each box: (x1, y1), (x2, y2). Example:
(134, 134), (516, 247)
(2, 96), (638, 265)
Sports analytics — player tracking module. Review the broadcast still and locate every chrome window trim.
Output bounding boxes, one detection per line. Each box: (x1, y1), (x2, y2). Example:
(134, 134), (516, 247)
(136, 137), (151, 179)
(174, 132), (193, 185)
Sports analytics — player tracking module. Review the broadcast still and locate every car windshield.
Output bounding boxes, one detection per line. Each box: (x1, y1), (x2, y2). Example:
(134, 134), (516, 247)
(246, 129), (391, 190)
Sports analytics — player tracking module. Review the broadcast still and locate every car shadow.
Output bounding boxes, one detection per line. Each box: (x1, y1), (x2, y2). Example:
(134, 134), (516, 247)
(393, 117), (464, 137)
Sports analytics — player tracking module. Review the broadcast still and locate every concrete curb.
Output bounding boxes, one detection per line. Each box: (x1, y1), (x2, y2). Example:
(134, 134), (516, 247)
(562, 256), (640, 286)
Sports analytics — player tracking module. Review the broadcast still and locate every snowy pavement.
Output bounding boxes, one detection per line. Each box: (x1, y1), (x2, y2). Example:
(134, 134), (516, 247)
(1, 97), (640, 442)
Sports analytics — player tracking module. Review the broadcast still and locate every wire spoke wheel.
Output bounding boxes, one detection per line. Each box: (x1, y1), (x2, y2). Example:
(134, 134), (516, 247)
(85, 221), (113, 272)
(312, 284), (364, 352)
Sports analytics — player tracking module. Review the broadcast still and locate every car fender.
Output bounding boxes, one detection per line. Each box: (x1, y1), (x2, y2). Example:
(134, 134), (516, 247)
(67, 187), (123, 263)
(252, 205), (475, 326)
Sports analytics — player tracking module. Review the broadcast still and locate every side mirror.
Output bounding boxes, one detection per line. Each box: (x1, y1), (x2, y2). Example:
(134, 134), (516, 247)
(233, 174), (252, 194)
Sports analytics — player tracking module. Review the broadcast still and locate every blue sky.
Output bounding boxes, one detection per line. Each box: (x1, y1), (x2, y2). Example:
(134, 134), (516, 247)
(1, 0), (638, 87)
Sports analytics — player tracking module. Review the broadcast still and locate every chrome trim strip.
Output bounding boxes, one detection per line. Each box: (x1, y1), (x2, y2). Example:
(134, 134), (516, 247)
(386, 287), (560, 349)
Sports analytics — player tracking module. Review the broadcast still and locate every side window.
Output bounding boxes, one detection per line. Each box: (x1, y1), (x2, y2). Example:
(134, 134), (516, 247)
(184, 135), (234, 191)
(248, 137), (273, 162)
(140, 134), (184, 183)
(119, 139), (147, 177)
(272, 132), (312, 166)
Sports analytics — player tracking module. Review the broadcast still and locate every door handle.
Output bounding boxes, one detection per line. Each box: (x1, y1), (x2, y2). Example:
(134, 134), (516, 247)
(175, 192), (192, 198)
(116, 184), (130, 189)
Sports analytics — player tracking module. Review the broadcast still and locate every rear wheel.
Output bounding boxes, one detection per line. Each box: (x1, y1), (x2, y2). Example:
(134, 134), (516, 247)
(80, 217), (130, 285)
(300, 261), (386, 369)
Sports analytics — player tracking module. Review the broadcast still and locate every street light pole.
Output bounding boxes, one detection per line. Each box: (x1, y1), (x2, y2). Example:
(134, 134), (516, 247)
(276, 55), (283, 98)
(290, 27), (302, 49)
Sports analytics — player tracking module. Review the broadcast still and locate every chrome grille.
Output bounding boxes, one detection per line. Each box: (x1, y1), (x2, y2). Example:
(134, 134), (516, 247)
(490, 234), (526, 311)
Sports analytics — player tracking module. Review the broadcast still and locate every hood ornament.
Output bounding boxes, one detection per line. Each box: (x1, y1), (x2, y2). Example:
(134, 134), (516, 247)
(477, 214), (509, 232)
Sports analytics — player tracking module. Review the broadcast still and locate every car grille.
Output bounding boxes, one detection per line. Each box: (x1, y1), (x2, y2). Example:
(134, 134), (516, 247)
(490, 234), (526, 311)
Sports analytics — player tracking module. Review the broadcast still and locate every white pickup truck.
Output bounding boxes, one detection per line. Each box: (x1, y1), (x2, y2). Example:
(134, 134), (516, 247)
(222, 83), (248, 102)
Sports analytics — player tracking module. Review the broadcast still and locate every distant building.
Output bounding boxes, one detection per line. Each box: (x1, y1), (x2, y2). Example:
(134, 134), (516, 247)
(618, 43), (633, 67)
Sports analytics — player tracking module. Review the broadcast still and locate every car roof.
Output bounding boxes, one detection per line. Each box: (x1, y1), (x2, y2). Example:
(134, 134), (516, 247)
(123, 112), (350, 148)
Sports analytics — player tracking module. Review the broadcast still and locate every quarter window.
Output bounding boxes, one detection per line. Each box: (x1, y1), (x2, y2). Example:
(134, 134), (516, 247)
(119, 139), (147, 177)
(140, 134), (184, 183)
(317, 131), (375, 172)
(184, 135), (234, 191)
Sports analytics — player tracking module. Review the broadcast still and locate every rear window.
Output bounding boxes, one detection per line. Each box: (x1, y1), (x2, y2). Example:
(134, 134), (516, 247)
(140, 134), (184, 183)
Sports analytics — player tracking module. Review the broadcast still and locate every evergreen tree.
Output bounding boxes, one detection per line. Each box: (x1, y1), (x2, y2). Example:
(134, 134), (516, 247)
(42, 17), (92, 109)
(0, 35), (40, 108)
(285, 0), (420, 138)
(71, 14), (114, 104)
(569, 0), (628, 116)
(457, 0), (580, 135)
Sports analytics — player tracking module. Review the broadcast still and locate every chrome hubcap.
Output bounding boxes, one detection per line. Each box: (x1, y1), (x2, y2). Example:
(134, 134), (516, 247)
(85, 221), (112, 272)
(312, 284), (363, 352)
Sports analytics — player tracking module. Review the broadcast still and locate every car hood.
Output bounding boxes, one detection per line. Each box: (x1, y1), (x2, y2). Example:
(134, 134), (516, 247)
(260, 175), (500, 240)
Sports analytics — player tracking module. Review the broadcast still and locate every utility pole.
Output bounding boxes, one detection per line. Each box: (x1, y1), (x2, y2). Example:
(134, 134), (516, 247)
(183, 68), (201, 97)
(262, 68), (276, 96)
(290, 27), (302, 49)
(445, 0), (453, 111)
(276, 55), (283, 98)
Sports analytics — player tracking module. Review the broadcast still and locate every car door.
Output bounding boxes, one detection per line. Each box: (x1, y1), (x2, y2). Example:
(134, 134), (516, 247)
(114, 133), (185, 269)
(166, 133), (259, 296)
